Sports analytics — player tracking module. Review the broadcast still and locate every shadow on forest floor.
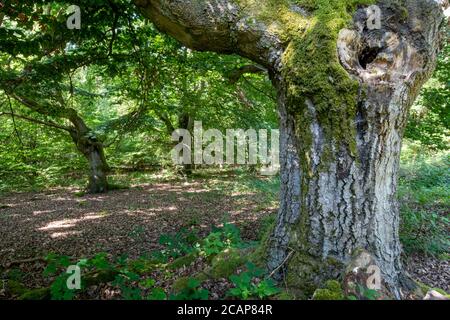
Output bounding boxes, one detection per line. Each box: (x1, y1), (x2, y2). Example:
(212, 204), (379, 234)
(0, 178), (277, 267)
(0, 165), (448, 296)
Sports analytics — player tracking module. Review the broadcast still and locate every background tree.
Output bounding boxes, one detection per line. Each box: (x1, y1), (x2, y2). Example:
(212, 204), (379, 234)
(0, 0), (276, 191)
(0, 0), (132, 192)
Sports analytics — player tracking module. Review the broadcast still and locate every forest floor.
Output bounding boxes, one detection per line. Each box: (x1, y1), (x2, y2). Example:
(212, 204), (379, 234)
(0, 148), (448, 299)
(0, 176), (276, 265)
(0, 170), (280, 299)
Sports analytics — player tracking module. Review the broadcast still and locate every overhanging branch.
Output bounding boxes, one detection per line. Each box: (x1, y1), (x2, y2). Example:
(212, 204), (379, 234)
(0, 112), (72, 132)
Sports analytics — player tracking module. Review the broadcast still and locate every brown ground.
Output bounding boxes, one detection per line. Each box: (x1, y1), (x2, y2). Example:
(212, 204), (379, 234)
(0, 181), (448, 298)
(0, 181), (277, 262)
(0, 180), (275, 298)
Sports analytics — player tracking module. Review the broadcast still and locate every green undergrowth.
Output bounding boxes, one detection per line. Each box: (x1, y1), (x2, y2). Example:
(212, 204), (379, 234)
(399, 144), (449, 257)
(2, 146), (447, 300)
(2, 222), (280, 300)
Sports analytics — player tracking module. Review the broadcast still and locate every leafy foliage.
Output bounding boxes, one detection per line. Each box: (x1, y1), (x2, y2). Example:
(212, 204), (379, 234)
(399, 146), (449, 256)
(152, 228), (199, 262)
(401, 210), (450, 256)
(405, 38), (449, 150)
(169, 278), (209, 300)
(199, 223), (249, 257)
(227, 262), (280, 299)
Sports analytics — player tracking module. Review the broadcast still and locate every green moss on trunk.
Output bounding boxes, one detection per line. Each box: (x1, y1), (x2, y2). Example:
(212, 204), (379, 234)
(235, 1), (374, 168)
(280, 0), (374, 170)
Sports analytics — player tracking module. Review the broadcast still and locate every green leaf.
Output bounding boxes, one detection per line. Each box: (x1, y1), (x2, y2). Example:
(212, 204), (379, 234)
(147, 288), (167, 300)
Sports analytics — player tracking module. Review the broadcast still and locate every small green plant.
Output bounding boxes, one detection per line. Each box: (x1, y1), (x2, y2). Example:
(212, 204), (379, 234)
(153, 228), (199, 262)
(49, 274), (76, 300)
(345, 284), (384, 301)
(154, 223), (249, 262)
(44, 253), (86, 300)
(142, 279), (167, 300)
(357, 284), (382, 300)
(6, 268), (24, 282)
(147, 287), (167, 300)
(43, 253), (72, 277)
(199, 223), (250, 257)
(112, 270), (142, 300)
(227, 262), (279, 299)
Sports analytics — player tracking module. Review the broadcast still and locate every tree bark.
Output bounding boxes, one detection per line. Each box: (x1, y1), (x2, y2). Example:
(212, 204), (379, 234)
(178, 112), (194, 175)
(267, 2), (444, 297)
(135, 0), (445, 297)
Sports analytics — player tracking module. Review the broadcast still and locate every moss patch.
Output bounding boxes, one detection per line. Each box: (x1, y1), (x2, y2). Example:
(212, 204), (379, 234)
(172, 277), (191, 293)
(281, 0), (374, 169)
(246, 0), (378, 294)
(312, 280), (345, 300)
(5, 279), (27, 296)
(210, 248), (245, 279)
(172, 272), (208, 293)
(237, 0), (374, 169)
(275, 290), (296, 300)
(167, 253), (197, 270)
(285, 252), (344, 297)
(19, 288), (51, 300)
(250, 217), (276, 268)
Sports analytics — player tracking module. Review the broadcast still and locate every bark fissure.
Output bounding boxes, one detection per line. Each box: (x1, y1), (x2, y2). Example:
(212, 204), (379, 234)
(268, 0), (444, 296)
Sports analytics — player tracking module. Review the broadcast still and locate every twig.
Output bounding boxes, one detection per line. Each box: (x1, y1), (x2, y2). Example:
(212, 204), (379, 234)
(268, 249), (294, 278)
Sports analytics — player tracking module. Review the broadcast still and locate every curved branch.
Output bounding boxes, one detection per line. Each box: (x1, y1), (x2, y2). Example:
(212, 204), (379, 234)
(0, 112), (72, 132)
(134, 0), (283, 68)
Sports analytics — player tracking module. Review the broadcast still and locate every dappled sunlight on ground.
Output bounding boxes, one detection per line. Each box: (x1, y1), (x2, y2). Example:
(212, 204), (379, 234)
(0, 180), (277, 265)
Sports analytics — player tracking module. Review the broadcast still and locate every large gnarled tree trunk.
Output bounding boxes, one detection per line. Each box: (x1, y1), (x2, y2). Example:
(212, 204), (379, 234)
(135, 0), (445, 297)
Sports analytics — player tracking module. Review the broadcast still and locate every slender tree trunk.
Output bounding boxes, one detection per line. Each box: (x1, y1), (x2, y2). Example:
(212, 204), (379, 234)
(7, 94), (110, 193)
(69, 113), (109, 194)
(81, 138), (109, 194)
(178, 112), (194, 175)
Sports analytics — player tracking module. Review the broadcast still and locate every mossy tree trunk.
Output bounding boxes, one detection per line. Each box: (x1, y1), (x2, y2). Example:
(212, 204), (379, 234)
(135, 0), (445, 297)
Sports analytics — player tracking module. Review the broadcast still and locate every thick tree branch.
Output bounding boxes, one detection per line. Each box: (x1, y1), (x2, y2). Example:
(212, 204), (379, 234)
(134, 0), (283, 68)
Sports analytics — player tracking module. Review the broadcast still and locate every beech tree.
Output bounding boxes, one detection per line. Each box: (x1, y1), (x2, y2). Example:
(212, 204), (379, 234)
(133, 0), (445, 296)
(0, 1), (122, 193)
